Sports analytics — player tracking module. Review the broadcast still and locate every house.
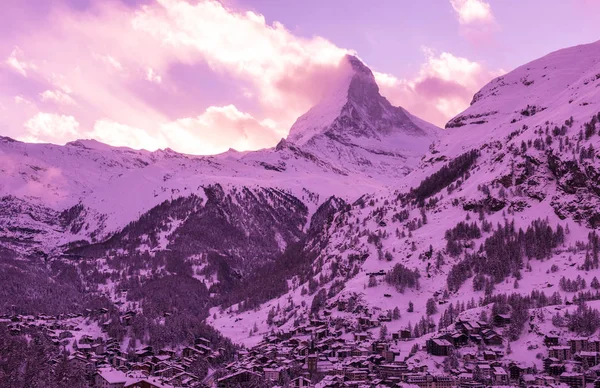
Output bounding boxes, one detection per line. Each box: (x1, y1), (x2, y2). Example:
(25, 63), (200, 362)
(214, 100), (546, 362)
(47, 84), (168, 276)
(482, 350), (496, 361)
(474, 364), (491, 382)
(545, 335), (560, 347)
(570, 338), (589, 353)
(392, 329), (412, 341)
(194, 337), (211, 348)
(427, 338), (453, 356)
(576, 351), (599, 367)
(559, 372), (585, 388)
(264, 367), (281, 382)
(435, 376), (455, 388)
(291, 376), (312, 387)
(95, 368), (128, 388)
(449, 332), (469, 347)
(493, 314), (511, 327)
(406, 374), (434, 388)
(124, 378), (173, 388)
(549, 346), (572, 361)
(378, 363), (408, 379)
(508, 363), (527, 381)
(491, 367), (509, 385)
(216, 370), (261, 388)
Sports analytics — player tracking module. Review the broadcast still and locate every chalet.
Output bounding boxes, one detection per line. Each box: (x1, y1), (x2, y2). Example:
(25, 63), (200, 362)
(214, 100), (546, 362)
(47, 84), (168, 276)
(124, 378), (172, 388)
(482, 350), (496, 361)
(481, 330), (503, 346)
(371, 341), (389, 353)
(456, 320), (481, 335)
(449, 332), (468, 347)
(492, 314), (511, 327)
(264, 367), (282, 382)
(576, 351), (599, 367)
(392, 329), (411, 341)
(346, 369), (368, 381)
(291, 376), (312, 387)
(474, 363), (491, 382)
(427, 338), (453, 357)
(491, 367), (509, 385)
(95, 368), (128, 388)
(353, 332), (369, 342)
(548, 363), (566, 377)
(194, 337), (211, 347)
(217, 370), (261, 388)
(549, 346), (572, 361)
(588, 338), (600, 352)
(569, 337), (589, 353)
(559, 372), (585, 388)
(508, 363), (527, 381)
(545, 335), (560, 347)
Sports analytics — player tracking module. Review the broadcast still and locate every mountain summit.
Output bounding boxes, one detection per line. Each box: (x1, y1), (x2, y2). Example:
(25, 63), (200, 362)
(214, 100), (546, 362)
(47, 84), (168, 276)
(287, 55), (435, 145)
(285, 55), (439, 176)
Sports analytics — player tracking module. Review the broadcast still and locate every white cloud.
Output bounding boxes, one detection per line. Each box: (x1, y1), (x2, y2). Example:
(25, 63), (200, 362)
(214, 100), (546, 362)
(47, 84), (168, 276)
(161, 105), (280, 154)
(450, 0), (494, 24)
(90, 120), (168, 151)
(14, 96), (33, 105)
(40, 90), (76, 105)
(87, 105), (279, 155)
(374, 49), (504, 126)
(93, 53), (124, 71)
(132, 0), (350, 119)
(5, 47), (35, 77)
(22, 113), (80, 143)
(146, 68), (162, 84)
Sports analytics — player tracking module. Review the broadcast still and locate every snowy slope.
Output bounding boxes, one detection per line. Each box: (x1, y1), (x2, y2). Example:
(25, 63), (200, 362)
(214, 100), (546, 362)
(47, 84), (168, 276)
(288, 54), (440, 178)
(210, 40), (600, 367)
(0, 55), (440, 250)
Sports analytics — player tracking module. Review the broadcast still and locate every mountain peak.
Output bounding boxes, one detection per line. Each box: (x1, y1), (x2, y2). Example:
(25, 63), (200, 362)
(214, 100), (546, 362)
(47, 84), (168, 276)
(286, 55), (438, 152)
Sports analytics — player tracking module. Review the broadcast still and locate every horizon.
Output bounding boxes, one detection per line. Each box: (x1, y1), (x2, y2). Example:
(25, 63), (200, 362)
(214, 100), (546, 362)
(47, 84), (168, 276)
(1, 0), (599, 155)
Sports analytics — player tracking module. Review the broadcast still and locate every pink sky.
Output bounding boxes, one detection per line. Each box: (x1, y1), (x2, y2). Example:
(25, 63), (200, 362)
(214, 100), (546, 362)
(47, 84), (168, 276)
(1, 0), (599, 155)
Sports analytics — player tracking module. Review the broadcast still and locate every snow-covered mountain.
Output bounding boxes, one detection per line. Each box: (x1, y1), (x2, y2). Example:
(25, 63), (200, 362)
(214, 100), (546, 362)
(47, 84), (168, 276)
(0, 55), (439, 251)
(287, 54), (439, 177)
(4, 40), (600, 382)
(208, 40), (600, 362)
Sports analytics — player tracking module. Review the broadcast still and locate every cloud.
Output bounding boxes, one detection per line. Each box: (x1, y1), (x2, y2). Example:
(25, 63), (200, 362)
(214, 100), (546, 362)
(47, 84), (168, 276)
(146, 68), (162, 84)
(22, 112), (80, 143)
(449, 0), (497, 44)
(162, 105), (280, 154)
(90, 119), (168, 151)
(374, 48), (503, 127)
(89, 104), (280, 154)
(40, 89), (76, 105)
(450, 0), (494, 25)
(1, 0), (349, 154)
(131, 0), (350, 121)
(0, 0), (500, 153)
(5, 46), (35, 77)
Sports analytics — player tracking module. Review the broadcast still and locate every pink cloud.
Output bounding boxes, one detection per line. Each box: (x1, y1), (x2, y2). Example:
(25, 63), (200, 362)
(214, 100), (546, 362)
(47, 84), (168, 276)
(374, 49), (503, 127)
(22, 112), (80, 143)
(89, 105), (280, 154)
(1, 0), (350, 153)
(450, 0), (494, 25)
(449, 0), (498, 45)
(4, 46), (35, 77)
(0, 0), (502, 153)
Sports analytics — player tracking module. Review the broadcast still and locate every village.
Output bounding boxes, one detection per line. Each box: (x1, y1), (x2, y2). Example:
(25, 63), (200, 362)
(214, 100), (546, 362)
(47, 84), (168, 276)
(4, 297), (600, 388)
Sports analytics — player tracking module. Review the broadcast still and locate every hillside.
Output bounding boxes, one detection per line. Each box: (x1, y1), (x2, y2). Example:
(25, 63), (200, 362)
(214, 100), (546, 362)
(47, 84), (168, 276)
(3, 41), (600, 388)
(209, 40), (600, 372)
